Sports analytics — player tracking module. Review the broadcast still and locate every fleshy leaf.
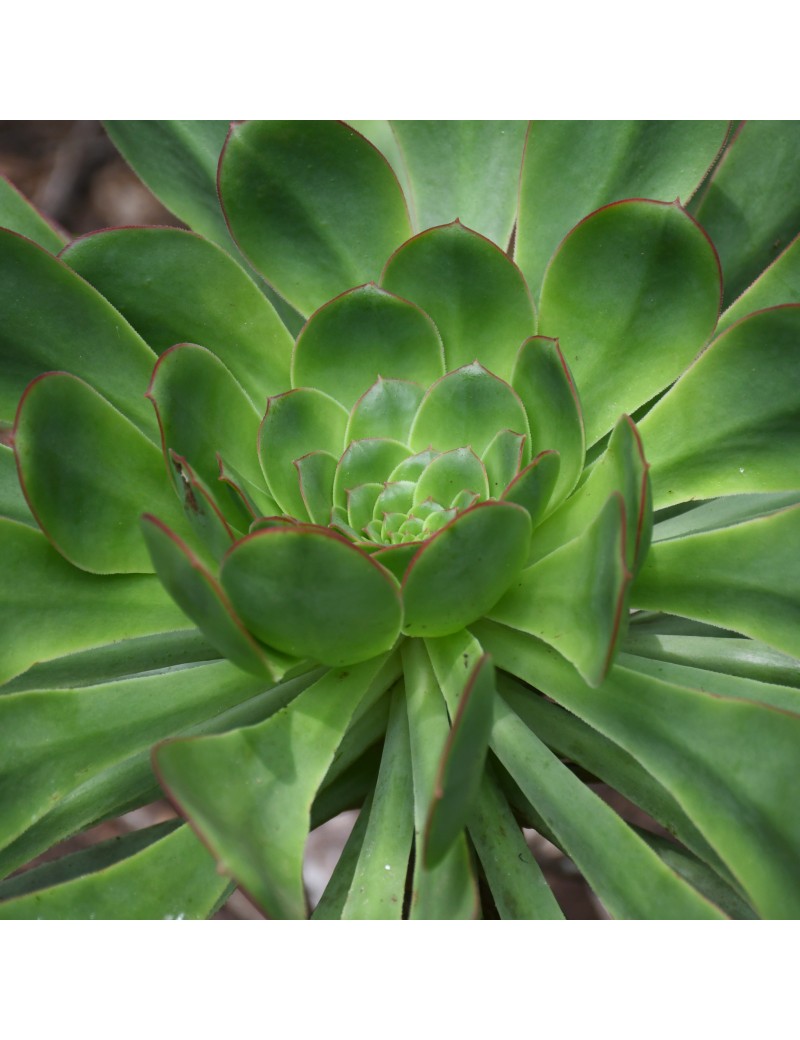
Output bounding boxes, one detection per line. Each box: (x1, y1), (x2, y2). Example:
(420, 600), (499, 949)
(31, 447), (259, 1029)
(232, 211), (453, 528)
(141, 515), (297, 680)
(481, 430), (526, 498)
(292, 283), (444, 409)
(0, 442), (34, 527)
(295, 451), (338, 526)
(0, 519), (193, 687)
(13, 373), (187, 574)
(637, 306), (800, 507)
(530, 414), (651, 573)
(0, 175), (66, 253)
(517, 120), (728, 299)
(0, 228), (157, 436)
(258, 388), (348, 519)
(347, 482), (383, 536)
(477, 621), (800, 919)
(381, 221), (536, 382)
(220, 526), (403, 665)
(690, 120), (800, 306)
(333, 438), (410, 509)
(413, 447), (489, 507)
(715, 234), (800, 336)
(409, 362), (530, 458)
(346, 378), (425, 445)
(166, 452), (240, 561)
(63, 227), (294, 404)
(423, 638), (495, 868)
(512, 336), (585, 508)
(538, 199), (721, 446)
(501, 450), (561, 530)
(632, 502), (800, 660)
(219, 121), (412, 316)
(155, 654), (399, 919)
(490, 492), (631, 686)
(147, 342), (264, 496)
(402, 641), (480, 919)
(390, 120), (527, 245)
(402, 501), (531, 637)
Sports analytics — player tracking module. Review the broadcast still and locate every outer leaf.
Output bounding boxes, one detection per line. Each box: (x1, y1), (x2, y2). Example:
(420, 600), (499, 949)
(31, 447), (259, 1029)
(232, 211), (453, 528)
(141, 515), (297, 681)
(490, 689), (724, 919)
(401, 641), (479, 919)
(221, 526), (403, 666)
(0, 824), (228, 920)
(219, 121), (412, 316)
(632, 502), (800, 660)
(402, 501), (531, 637)
(0, 442), (34, 527)
(538, 199), (721, 446)
(0, 519), (192, 687)
(421, 644), (495, 868)
(517, 120), (728, 299)
(155, 654), (400, 919)
(501, 451), (561, 530)
(292, 283), (445, 410)
(490, 493), (631, 686)
(340, 685), (414, 919)
(390, 120), (527, 245)
(381, 221), (536, 382)
(637, 306), (800, 507)
(0, 175), (66, 253)
(691, 120), (800, 306)
(104, 121), (233, 251)
(715, 231), (800, 336)
(63, 227), (294, 404)
(0, 228), (157, 435)
(512, 336), (585, 508)
(476, 620), (800, 919)
(13, 372), (187, 574)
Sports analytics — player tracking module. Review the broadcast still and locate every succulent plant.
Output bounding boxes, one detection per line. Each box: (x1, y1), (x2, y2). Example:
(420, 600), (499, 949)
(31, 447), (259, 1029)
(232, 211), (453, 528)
(1, 120), (799, 920)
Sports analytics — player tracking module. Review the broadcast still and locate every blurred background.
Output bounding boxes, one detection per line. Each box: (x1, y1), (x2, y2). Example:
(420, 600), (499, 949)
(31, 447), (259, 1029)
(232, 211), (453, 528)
(0, 119), (618, 919)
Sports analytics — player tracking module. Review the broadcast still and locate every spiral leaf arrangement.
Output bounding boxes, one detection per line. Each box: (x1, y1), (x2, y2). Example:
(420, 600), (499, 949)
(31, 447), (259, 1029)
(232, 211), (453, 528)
(0, 120), (799, 919)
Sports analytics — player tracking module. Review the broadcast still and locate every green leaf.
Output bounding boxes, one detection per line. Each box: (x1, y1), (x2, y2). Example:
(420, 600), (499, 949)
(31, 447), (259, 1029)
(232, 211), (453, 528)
(0, 175), (66, 253)
(62, 227), (294, 404)
(538, 199), (721, 446)
(147, 342), (264, 495)
(481, 430), (525, 498)
(219, 121), (412, 316)
(501, 451), (560, 531)
(0, 228), (157, 435)
(165, 452), (243, 561)
(0, 823), (228, 920)
(13, 372), (186, 574)
(512, 336), (585, 508)
(292, 283), (444, 410)
(340, 685), (414, 919)
(531, 414), (652, 573)
(258, 388), (348, 519)
(141, 515), (298, 680)
(401, 641), (479, 919)
(155, 654), (399, 919)
(221, 526), (403, 666)
(690, 120), (800, 306)
(715, 234), (800, 336)
(390, 120), (527, 245)
(333, 438), (410, 509)
(632, 502), (800, 660)
(311, 796), (371, 919)
(294, 451), (338, 526)
(402, 501), (531, 637)
(0, 519), (193, 687)
(422, 638), (496, 868)
(0, 442), (33, 527)
(517, 120), (728, 299)
(637, 306), (800, 507)
(104, 120), (233, 251)
(490, 492), (631, 687)
(382, 222), (536, 382)
(413, 447), (489, 507)
(651, 492), (800, 544)
(409, 362), (530, 458)
(476, 621), (800, 918)
(345, 379), (425, 445)
(489, 686), (724, 919)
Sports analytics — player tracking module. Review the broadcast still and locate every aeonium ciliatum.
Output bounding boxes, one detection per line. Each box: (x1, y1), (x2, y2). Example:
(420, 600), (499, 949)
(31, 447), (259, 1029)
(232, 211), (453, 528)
(1, 120), (799, 920)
